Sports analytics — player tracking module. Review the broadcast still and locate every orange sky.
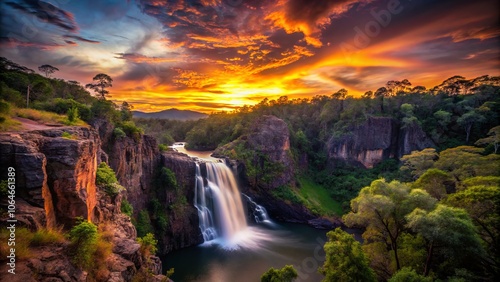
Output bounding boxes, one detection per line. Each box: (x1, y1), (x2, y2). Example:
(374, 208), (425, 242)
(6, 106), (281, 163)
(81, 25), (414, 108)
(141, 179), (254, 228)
(1, 0), (499, 113)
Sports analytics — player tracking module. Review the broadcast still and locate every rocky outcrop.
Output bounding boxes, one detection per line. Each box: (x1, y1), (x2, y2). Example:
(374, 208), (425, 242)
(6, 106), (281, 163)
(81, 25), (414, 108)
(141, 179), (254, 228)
(92, 119), (161, 215)
(214, 115), (314, 223)
(214, 115), (295, 189)
(158, 151), (203, 254)
(0, 126), (166, 281)
(327, 117), (435, 168)
(0, 127), (99, 229)
(398, 122), (436, 157)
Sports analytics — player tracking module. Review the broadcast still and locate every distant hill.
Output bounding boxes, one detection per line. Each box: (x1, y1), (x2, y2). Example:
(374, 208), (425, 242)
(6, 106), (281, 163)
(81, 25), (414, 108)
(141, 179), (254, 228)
(132, 108), (208, 120)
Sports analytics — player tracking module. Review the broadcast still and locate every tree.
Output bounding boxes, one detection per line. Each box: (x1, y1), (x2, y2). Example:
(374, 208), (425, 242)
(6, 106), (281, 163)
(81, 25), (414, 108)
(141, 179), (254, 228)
(406, 205), (485, 276)
(343, 180), (437, 277)
(457, 108), (486, 143)
(85, 73), (113, 99)
(475, 126), (500, 153)
(411, 86), (426, 93)
(400, 103), (418, 128)
(433, 110), (452, 129)
(319, 228), (376, 282)
(362, 91), (373, 98)
(261, 265), (297, 282)
(120, 101), (133, 121)
(412, 169), (453, 200)
(445, 185), (500, 277)
(400, 148), (438, 180)
(389, 267), (432, 282)
(38, 64), (59, 78)
(434, 146), (500, 182)
(374, 87), (388, 113)
(68, 220), (98, 269)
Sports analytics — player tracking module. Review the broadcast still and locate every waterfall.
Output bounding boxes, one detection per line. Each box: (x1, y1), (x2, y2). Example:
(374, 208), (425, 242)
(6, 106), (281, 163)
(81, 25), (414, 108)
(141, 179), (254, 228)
(194, 161), (271, 250)
(242, 193), (271, 223)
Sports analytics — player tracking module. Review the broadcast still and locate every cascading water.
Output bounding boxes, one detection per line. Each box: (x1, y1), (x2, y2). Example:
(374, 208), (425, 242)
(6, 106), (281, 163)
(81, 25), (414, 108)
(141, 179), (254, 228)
(194, 161), (272, 250)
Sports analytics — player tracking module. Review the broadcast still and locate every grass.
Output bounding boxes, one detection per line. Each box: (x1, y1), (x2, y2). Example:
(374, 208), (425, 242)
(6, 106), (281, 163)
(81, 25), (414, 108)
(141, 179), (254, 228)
(298, 176), (343, 216)
(0, 228), (34, 260)
(15, 108), (87, 126)
(30, 228), (67, 246)
(0, 115), (21, 131)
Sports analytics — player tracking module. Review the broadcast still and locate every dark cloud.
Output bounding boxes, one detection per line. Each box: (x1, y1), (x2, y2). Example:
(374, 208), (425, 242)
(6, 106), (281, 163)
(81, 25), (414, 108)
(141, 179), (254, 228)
(285, 0), (360, 25)
(5, 0), (77, 32)
(63, 35), (100, 44)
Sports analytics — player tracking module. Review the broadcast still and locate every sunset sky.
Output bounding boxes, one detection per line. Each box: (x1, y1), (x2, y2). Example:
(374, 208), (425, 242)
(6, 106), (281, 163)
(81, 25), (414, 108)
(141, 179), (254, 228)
(1, 0), (499, 113)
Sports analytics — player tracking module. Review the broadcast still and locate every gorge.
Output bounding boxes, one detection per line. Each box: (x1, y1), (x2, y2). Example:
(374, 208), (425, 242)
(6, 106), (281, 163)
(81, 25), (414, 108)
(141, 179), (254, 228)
(168, 145), (329, 281)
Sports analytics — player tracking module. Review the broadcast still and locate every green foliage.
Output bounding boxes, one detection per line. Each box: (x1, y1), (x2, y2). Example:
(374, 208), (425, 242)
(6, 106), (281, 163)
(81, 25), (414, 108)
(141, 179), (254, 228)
(134, 117), (198, 145)
(475, 125), (500, 153)
(297, 176), (343, 215)
(67, 106), (79, 124)
(0, 100), (11, 115)
(96, 162), (123, 196)
(344, 179), (437, 278)
(435, 146), (500, 182)
(314, 159), (404, 210)
(444, 185), (500, 277)
(137, 233), (158, 256)
(158, 167), (177, 189)
(30, 228), (66, 246)
(136, 210), (154, 238)
(113, 127), (126, 139)
(119, 120), (144, 141)
(271, 185), (303, 205)
(121, 198), (133, 216)
(406, 205), (485, 276)
(412, 168), (452, 200)
(400, 148), (438, 180)
(388, 267), (432, 282)
(91, 99), (120, 122)
(96, 162), (118, 185)
(61, 131), (77, 139)
(320, 228), (376, 282)
(68, 220), (98, 269)
(261, 265), (298, 282)
(158, 143), (168, 152)
(120, 101), (133, 121)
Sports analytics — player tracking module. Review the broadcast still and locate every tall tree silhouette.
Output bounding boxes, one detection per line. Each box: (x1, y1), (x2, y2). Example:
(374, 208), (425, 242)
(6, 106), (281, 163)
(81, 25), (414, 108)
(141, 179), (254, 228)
(38, 64), (59, 78)
(85, 73), (113, 99)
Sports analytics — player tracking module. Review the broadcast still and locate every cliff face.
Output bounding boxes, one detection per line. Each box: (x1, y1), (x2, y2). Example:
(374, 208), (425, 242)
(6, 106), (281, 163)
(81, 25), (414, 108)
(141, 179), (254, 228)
(92, 119), (161, 214)
(214, 115), (314, 223)
(0, 127), (165, 281)
(327, 117), (435, 168)
(159, 152), (203, 253)
(93, 119), (201, 254)
(0, 127), (99, 229)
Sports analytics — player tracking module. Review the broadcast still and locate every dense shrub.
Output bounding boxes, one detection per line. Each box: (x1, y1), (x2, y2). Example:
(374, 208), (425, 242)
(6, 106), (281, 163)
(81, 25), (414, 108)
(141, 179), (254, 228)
(137, 233), (158, 256)
(68, 220), (98, 269)
(113, 127), (126, 139)
(96, 162), (118, 185)
(30, 228), (66, 246)
(67, 106), (79, 124)
(121, 198), (133, 216)
(136, 210), (154, 238)
(96, 162), (124, 196)
(158, 167), (177, 189)
(120, 121), (143, 141)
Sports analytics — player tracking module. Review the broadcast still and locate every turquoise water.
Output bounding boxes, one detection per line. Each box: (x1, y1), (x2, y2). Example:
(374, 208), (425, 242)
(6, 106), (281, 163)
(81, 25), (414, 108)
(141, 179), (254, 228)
(162, 222), (329, 282)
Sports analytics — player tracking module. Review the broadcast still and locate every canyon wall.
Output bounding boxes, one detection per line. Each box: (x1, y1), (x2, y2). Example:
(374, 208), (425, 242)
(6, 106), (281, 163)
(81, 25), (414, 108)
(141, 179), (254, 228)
(0, 127), (166, 281)
(327, 117), (435, 168)
(214, 115), (315, 223)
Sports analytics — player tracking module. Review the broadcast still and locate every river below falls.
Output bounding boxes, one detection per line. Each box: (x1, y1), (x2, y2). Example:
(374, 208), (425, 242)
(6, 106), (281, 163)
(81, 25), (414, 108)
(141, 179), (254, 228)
(162, 222), (329, 282)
